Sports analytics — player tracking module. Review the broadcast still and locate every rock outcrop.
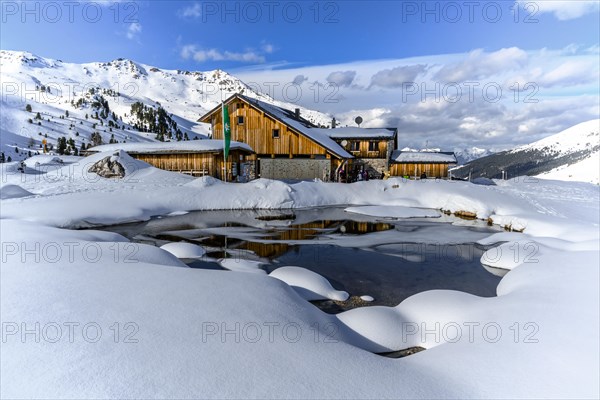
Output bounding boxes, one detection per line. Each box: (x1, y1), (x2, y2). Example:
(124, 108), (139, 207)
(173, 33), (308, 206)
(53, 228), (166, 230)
(88, 155), (126, 178)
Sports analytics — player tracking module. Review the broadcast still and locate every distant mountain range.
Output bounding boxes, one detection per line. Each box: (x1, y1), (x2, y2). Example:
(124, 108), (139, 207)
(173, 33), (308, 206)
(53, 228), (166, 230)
(453, 147), (495, 165)
(1, 50), (597, 185)
(452, 120), (600, 184)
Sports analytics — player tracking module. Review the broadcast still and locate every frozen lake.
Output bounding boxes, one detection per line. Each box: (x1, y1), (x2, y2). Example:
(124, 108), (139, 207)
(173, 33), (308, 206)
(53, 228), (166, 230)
(98, 207), (503, 311)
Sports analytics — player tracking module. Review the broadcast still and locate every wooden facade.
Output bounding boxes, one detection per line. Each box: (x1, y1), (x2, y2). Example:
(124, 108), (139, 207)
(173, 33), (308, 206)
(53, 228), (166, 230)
(389, 151), (457, 179)
(203, 100), (333, 159)
(389, 162), (451, 178)
(199, 95), (354, 180)
(345, 139), (390, 159)
(85, 141), (254, 180)
(131, 149), (251, 179)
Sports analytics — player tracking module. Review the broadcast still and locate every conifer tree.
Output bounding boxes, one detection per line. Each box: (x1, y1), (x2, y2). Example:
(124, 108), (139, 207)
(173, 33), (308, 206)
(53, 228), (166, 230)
(57, 137), (67, 155)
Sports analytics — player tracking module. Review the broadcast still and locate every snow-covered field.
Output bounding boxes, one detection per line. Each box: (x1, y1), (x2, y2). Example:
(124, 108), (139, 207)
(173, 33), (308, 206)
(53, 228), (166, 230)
(537, 150), (600, 184)
(1, 152), (599, 398)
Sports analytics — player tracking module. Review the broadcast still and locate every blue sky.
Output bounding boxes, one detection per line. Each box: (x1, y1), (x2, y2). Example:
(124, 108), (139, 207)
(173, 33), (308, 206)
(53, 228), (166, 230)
(1, 0), (599, 149)
(1, 1), (598, 70)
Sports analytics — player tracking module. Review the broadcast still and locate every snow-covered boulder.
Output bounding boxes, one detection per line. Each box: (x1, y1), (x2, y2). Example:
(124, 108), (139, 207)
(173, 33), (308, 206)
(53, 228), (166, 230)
(184, 176), (221, 188)
(269, 266), (349, 301)
(159, 242), (206, 263)
(0, 184), (34, 200)
(219, 258), (267, 274)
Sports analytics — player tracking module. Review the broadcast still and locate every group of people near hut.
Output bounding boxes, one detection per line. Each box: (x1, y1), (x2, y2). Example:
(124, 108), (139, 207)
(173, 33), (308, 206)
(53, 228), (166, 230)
(336, 166), (385, 183)
(334, 166), (430, 183)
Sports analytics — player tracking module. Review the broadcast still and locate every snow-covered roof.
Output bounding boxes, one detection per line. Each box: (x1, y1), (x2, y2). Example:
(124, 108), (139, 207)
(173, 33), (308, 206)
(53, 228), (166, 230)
(315, 127), (397, 139)
(391, 151), (457, 164)
(87, 139), (253, 154)
(200, 94), (402, 159)
(202, 94), (353, 159)
(238, 95), (353, 159)
(300, 129), (354, 159)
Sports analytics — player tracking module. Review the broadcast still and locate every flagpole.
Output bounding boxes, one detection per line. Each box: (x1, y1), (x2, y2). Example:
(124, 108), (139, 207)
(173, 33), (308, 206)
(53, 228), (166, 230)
(222, 101), (227, 183)
(221, 92), (231, 184)
(221, 89), (231, 182)
(221, 85), (227, 183)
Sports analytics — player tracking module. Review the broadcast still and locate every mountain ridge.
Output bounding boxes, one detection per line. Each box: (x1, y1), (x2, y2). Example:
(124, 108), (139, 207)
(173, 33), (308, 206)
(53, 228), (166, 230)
(0, 49), (334, 160)
(452, 119), (600, 184)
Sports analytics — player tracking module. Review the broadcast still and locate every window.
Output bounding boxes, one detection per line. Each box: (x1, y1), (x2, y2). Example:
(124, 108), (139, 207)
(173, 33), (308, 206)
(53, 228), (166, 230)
(237, 116), (244, 125)
(350, 141), (359, 151)
(368, 141), (378, 152)
(272, 129), (280, 138)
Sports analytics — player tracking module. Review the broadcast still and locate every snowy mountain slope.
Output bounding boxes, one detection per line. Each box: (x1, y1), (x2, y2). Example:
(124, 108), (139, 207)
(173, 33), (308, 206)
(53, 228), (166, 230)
(452, 119), (600, 183)
(536, 151), (600, 184)
(0, 50), (333, 161)
(453, 147), (495, 165)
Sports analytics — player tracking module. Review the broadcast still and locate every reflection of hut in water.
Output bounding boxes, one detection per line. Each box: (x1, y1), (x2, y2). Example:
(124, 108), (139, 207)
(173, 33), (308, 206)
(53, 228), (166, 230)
(240, 220), (393, 259)
(339, 221), (393, 234)
(241, 220), (341, 259)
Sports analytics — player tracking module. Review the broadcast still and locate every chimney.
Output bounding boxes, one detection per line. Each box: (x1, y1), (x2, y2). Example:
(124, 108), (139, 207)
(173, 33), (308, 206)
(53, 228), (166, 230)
(331, 118), (336, 129)
(294, 108), (300, 119)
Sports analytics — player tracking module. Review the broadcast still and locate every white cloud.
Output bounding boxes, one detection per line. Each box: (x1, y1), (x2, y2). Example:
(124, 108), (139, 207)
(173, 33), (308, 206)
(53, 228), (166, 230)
(560, 43), (580, 55)
(261, 43), (275, 54)
(459, 116), (480, 132)
(370, 65), (427, 88)
(180, 45), (266, 64)
(539, 60), (598, 87)
(179, 3), (201, 18)
(518, 124), (530, 133)
(506, 57), (599, 89)
(435, 47), (528, 82)
(326, 71), (356, 87)
(336, 108), (391, 128)
(126, 22), (142, 40)
(517, 0), (600, 20)
(585, 44), (600, 54)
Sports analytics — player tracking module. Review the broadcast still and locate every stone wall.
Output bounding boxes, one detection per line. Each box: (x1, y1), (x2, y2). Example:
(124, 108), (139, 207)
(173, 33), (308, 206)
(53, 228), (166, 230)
(352, 158), (389, 176)
(259, 158), (331, 180)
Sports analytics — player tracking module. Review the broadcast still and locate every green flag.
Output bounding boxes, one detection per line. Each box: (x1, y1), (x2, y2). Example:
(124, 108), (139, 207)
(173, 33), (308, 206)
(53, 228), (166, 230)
(222, 103), (231, 159)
